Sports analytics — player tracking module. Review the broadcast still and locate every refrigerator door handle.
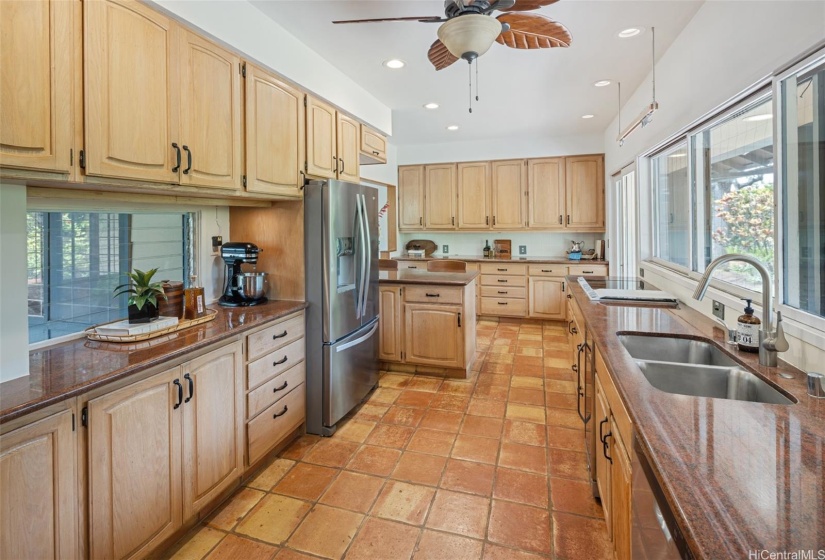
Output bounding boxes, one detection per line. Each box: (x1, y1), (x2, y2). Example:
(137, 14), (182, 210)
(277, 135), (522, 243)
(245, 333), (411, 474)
(355, 194), (368, 320)
(335, 321), (379, 353)
(360, 193), (371, 319)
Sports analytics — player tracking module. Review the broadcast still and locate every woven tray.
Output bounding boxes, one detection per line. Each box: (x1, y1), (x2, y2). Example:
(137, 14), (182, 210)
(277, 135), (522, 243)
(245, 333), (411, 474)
(85, 309), (217, 343)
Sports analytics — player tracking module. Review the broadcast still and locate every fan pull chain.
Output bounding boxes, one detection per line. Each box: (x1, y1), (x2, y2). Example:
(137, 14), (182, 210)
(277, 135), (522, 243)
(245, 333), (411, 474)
(468, 61), (473, 114)
(475, 58), (479, 103)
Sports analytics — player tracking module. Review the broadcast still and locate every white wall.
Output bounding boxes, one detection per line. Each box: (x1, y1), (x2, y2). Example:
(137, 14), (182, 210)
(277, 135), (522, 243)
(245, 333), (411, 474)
(399, 231), (603, 259)
(604, 0), (825, 372)
(0, 185), (29, 382)
(152, 0), (392, 134)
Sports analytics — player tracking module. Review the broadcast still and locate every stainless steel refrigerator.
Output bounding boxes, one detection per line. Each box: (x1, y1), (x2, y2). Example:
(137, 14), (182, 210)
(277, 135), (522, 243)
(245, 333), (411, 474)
(304, 179), (379, 436)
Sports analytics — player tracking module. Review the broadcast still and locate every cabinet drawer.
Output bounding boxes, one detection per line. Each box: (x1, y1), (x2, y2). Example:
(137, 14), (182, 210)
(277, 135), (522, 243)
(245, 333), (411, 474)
(404, 285), (463, 304)
(480, 297), (527, 317)
(479, 263), (527, 275)
(247, 337), (305, 390)
(568, 264), (608, 276)
(480, 274), (527, 287)
(247, 313), (305, 361)
(397, 261), (426, 270)
(479, 286), (527, 299)
(247, 361), (306, 420)
(528, 264), (568, 277)
(247, 383), (306, 465)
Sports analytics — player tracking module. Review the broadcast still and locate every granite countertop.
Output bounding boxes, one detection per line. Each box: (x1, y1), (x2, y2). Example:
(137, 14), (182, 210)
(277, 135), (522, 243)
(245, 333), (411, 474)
(0, 300), (308, 424)
(395, 254), (609, 265)
(379, 269), (479, 286)
(568, 278), (825, 558)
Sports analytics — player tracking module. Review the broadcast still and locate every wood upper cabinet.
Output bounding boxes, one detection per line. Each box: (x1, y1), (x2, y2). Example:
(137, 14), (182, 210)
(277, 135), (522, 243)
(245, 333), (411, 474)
(528, 158), (566, 229)
(566, 154), (605, 229)
(0, 0), (75, 174)
(528, 278), (566, 319)
(337, 113), (360, 183)
(178, 30), (242, 190)
(1, 409), (78, 560)
(360, 124), (387, 164)
(404, 303), (465, 368)
(424, 164), (457, 229)
(84, 0), (180, 183)
(182, 344), (243, 519)
(398, 165), (425, 230)
(491, 159), (526, 229)
(378, 285), (402, 361)
(457, 162), (491, 229)
(88, 366), (183, 560)
(244, 64), (305, 197)
(306, 96), (337, 179)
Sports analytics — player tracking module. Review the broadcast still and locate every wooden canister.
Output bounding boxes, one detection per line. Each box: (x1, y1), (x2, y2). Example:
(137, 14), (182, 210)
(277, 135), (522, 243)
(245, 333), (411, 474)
(158, 281), (184, 318)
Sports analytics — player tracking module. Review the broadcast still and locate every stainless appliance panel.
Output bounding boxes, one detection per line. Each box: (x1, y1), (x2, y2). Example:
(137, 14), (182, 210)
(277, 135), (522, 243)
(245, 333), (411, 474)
(323, 318), (379, 427)
(359, 186), (379, 325)
(325, 182), (363, 342)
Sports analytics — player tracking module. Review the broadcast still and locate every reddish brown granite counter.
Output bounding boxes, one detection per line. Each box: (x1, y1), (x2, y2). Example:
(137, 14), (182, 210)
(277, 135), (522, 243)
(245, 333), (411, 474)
(379, 269), (479, 286)
(0, 300), (308, 424)
(395, 254), (609, 265)
(568, 278), (825, 558)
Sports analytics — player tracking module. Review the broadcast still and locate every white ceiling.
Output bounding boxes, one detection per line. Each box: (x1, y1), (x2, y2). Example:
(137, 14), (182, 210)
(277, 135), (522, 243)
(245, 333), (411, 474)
(250, 0), (704, 145)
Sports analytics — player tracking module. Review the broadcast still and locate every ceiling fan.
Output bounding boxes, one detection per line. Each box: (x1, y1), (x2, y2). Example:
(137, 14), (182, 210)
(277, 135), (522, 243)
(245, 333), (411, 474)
(333, 0), (572, 71)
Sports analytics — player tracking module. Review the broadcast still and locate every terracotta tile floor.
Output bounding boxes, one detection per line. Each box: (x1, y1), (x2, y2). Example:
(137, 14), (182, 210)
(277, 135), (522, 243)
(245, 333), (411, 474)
(163, 320), (610, 560)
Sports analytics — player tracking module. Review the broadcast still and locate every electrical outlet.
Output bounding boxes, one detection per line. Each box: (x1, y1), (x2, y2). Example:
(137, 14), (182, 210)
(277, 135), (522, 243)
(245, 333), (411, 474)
(442, 245), (449, 254)
(712, 300), (725, 320)
(519, 245), (527, 255)
(211, 236), (222, 253)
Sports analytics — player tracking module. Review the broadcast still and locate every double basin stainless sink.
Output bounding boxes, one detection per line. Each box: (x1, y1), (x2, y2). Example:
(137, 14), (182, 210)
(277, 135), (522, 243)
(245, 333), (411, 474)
(618, 334), (794, 405)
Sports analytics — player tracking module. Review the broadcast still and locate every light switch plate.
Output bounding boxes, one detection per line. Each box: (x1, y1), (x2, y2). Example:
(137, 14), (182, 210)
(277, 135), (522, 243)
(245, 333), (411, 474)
(442, 245), (449, 254)
(712, 300), (725, 320)
(519, 245), (527, 255)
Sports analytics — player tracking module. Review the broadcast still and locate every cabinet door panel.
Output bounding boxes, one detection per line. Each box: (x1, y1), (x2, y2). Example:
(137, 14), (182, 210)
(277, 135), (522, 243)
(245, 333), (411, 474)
(398, 166), (425, 230)
(611, 421), (632, 560)
(491, 160), (526, 229)
(88, 367), (182, 560)
(0, 0), (74, 173)
(425, 164), (457, 229)
(84, 0), (179, 183)
(379, 286), (402, 361)
(528, 278), (565, 319)
(528, 158), (565, 229)
(337, 113), (360, 182)
(183, 344), (243, 519)
(404, 303), (464, 368)
(360, 125), (387, 162)
(594, 377), (612, 537)
(245, 65), (304, 196)
(179, 31), (242, 190)
(566, 155), (605, 229)
(457, 162), (491, 229)
(0, 410), (77, 560)
(306, 96), (336, 179)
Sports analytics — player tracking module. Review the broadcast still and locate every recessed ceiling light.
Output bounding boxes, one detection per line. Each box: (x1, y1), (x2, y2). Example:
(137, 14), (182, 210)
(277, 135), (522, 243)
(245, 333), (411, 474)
(581, 114), (595, 119)
(743, 114), (772, 122)
(424, 102), (440, 110)
(594, 80), (612, 87)
(383, 59), (406, 69)
(618, 27), (643, 38)
(446, 125), (459, 131)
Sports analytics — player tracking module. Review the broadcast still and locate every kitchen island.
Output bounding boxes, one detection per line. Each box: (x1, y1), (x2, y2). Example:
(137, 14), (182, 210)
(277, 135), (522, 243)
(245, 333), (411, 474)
(567, 278), (824, 559)
(378, 269), (478, 378)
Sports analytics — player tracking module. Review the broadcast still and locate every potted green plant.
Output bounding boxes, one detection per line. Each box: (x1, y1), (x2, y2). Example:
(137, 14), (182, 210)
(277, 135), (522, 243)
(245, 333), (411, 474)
(114, 268), (167, 324)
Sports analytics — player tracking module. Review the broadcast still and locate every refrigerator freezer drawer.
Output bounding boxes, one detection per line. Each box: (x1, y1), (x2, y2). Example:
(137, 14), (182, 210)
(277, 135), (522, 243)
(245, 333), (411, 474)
(323, 319), (379, 428)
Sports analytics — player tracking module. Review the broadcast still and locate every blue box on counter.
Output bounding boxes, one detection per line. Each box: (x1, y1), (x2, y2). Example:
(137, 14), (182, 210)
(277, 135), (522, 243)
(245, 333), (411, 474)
(568, 252), (582, 261)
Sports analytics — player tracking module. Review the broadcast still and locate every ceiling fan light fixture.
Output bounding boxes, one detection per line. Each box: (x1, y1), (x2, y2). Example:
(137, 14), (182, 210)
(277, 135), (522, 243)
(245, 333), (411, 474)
(382, 59), (406, 69)
(437, 14), (503, 62)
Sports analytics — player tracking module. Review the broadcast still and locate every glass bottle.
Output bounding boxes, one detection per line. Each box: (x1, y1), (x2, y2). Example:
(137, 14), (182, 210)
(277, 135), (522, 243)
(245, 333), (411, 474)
(184, 274), (206, 320)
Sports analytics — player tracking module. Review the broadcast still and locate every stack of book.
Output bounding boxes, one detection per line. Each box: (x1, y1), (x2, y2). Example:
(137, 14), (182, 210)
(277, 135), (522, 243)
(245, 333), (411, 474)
(94, 316), (179, 336)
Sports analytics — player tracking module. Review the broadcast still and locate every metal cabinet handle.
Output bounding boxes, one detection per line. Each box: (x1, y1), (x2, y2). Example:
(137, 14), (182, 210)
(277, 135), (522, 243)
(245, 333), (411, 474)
(273, 356), (288, 366)
(273, 381), (289, 393)
(566, 215), (571, 225)
(172, 143), (181, 172)
(562, 282), (566, 292)
(599, 418), (608, 444)
(408, 266), (418, 269)
(273, 405), (289, 419)
(493, 216), (496, 226)
(568, 321), (574, 335)
(451, 216), (455, 225)
(497, 268), (507, 271)
(184, 373), (194, 404)
(603, 432), (613, 464)
(340, 158), (345, 174)
(173, 379), (183, 409)
(372, 150), (380, 155)
(497, 279), (508, 283)
(333, 156), (338, 173)
(558, 215), (562, 224)
(571, 326), (578, 334)
(458, 312), (462, 327)
(182, 145), (192, 174)
(497, 291), (508, 294)
(486, 216), (489, 225)
(572, 364), (578, 372)
(498, 302), (508, 305)
(419, 217), (423, 225)
(541, 269), (552, 273)
(272, 330), (288, 340)
(567, 294), (572, 299)
(425, 293), (440, 298)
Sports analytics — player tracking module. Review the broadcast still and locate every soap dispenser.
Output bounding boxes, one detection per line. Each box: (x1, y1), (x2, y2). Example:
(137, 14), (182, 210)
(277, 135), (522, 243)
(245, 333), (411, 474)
(736, 299), (760, 353)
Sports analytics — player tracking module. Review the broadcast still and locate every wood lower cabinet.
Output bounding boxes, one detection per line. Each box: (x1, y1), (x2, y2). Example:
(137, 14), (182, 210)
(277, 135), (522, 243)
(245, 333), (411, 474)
(566, 155), (605, 230)
(398, 165), (425, 230)
(425, 164), (457, 230)
(336, 113), (360, 183)
(404, 303), (465, 368)
(84, 0), (180, 184)
(457, 162), (491, 229)
(594, 376), (612, 536)
(611, 421), (632, 560)
(528, 158), (565, 229)
(244, 64), (305, 197)
(0, 0), (76, 175)
(379, 285), (402, 361)
(0, 409), (78, 560)
(491, 160), (526, 229)
(528, 277), (566, 319)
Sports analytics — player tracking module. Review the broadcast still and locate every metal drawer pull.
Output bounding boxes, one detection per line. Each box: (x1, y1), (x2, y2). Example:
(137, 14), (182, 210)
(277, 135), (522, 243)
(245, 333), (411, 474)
(273, 356), (288, 366)
(583, 270), (594, 274)
(425, 293), (440, 297)
(184, 373), (194, 404)
(498, 302), (508, 305)
(372, 150), (380, 155)
(571, 327), (578, 334)
(272, 330), (288, 340)
(542, 269), (552, 273)
(182, 145), (192, 174)
(572, 364), (578, 372)
(497, 279), (508, 283)
(273, 381), (289, 393)
(497, 268), (507, 271)
(173, 379), (183, 409)
(273, 405), (289, 419)
(409, 266), (418, 269)
(497, 290), (508, 294)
